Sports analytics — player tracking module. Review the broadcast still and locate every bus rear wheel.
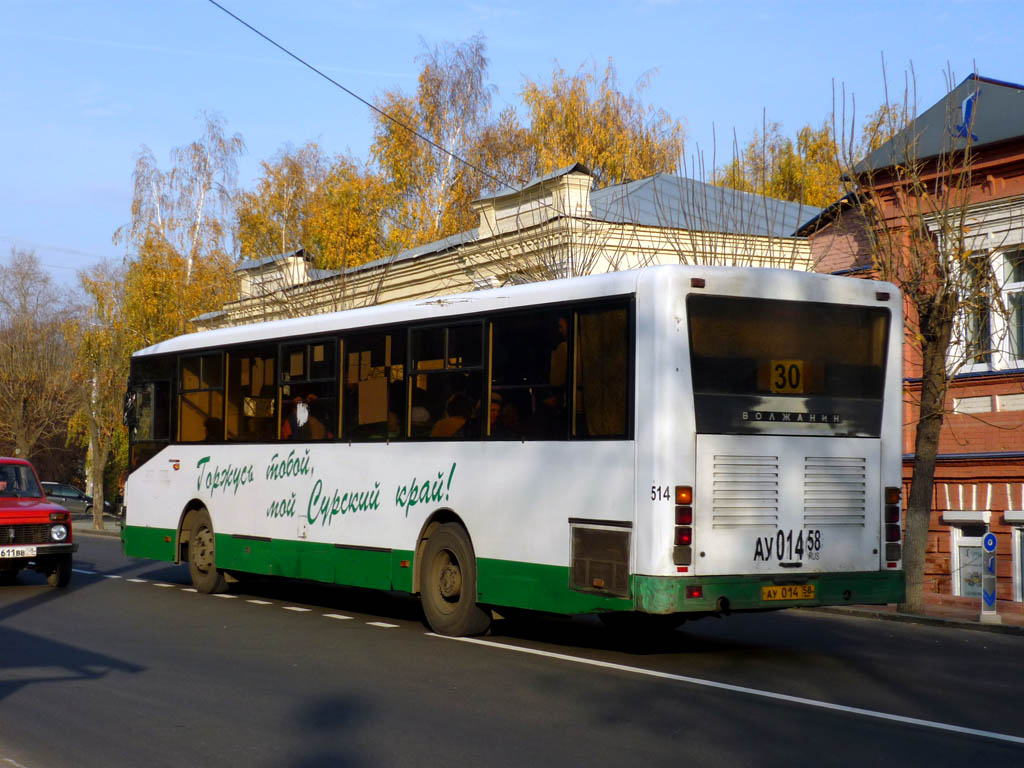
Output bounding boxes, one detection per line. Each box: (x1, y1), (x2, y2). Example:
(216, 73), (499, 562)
(420, 524), (491, 637)
(188, 509), (227, 594)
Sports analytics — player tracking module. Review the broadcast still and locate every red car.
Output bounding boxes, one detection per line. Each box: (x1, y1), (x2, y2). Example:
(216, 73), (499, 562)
(0, 457), (78, 587)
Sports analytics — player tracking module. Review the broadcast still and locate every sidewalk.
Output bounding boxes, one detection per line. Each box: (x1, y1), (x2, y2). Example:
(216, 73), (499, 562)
(805, 596), (1024, 636)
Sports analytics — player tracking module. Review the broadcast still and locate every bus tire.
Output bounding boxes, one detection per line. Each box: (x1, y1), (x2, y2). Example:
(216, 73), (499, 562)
(420, 523), (491, 637)
(46, 554), (72, 588)
(188, 509), (228, 594)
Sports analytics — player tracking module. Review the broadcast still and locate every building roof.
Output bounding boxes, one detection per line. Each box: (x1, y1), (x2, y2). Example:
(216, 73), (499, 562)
(590, 173), (821, 237)
(235, 248), (312, 273)
(856, 74), (1024, 174)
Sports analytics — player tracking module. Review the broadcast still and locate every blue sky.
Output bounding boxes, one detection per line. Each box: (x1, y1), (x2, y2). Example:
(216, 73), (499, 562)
(2, 0), (1020, 288)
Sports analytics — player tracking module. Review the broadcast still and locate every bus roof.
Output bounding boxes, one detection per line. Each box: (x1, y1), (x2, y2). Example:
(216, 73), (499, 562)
(133, 265), (895, 358)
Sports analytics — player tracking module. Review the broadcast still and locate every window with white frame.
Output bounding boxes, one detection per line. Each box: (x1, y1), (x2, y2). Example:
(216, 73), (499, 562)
(950, 523), (986, 597)
(1001, 247), (1024, 365)
(1008, 511), (1024, 603)
(950, 248), (1024, 372)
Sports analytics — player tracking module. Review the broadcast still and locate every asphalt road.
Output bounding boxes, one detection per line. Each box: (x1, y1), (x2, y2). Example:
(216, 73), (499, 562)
(1, 535), (1022, 767)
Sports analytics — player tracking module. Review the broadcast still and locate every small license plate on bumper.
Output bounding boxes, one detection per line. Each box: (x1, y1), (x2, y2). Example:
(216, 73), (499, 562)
(0, 545), (37, 559)
(762, 584), (815, 601)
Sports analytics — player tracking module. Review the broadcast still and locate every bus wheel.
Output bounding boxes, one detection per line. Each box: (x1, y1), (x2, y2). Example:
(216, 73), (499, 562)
(46, 555), (72, 588)
(188, 509), (227, 594)
(420, 524), (491, 637)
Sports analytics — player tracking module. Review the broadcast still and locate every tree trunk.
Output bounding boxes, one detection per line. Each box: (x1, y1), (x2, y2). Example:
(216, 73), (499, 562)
(900, 302), (954, 614)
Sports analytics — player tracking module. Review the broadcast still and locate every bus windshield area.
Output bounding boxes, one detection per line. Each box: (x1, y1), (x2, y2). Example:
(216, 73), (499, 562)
(687, 295), (890, 437)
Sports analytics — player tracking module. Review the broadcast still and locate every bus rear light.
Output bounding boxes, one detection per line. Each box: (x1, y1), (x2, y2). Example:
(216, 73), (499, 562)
(686, 585), (703, 599)
(675, 505), (692, 525)
(885, 543), (901, 561)
(690, 278), (706, 289)
(885, 487), (901, 505)
(675, 527), (692, 546)
(675, 486), (692, 505)
(885, 524), (901, 542)
(885, 505), (900, 524)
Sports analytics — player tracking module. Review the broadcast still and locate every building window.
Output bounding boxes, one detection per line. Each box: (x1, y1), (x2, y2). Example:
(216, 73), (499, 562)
(1002, 247), (1024, 363)
(950, 523), (986, 597)
(963, 255), (993, 366)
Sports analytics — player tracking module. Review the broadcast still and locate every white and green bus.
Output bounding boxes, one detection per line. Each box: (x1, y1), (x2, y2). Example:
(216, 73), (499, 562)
(122, 265), (905, 636)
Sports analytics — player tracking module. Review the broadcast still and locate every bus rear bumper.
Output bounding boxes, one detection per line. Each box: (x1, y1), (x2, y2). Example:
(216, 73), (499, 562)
(633, 570), (906, 615)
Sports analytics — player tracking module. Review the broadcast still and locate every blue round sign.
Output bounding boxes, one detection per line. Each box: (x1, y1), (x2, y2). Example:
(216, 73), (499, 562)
(983, 532), (997, 553)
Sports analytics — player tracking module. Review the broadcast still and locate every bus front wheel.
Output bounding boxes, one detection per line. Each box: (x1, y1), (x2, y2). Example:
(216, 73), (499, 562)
(188, 509), (227, 594)
(420, 524), (491, 637)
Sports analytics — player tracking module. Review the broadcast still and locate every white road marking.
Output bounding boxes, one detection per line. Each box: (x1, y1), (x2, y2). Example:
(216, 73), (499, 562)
(102, 574), (122, 579)
(152, 583), (175, 588)
(213, 593), (237, 599)
(182, 588), (198, 593)
(283, 606), (311, 612)
(429, 634), (1024, 746)
(324, 614), (353, 620)
(72, 568), (97, 575)
(367, 622), (399, 628)
(2, 756), (32, 767)
(247, 599), (272, 605)
(126, 578), (147, 583)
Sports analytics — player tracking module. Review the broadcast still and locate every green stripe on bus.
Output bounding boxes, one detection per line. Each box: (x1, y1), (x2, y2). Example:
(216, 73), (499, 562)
(122, 526), (177, 562)
(123, 526), (904, 615)
(477, 558), (634, 614)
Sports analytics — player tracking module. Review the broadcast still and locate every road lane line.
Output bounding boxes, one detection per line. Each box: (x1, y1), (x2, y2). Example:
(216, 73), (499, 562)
(103, 575), (122, 579)
(72, 568), (97, 575)
(213, 594), (237, 599)
(368, 622), (399, 628)
(182, 588), (198, 592)
(324, 614), (353, 620)
(247, 599), (272, 605)
(126, 578), (147, 583)
(283, 606), (311, 612)
(153, 583), (175, 588)
(429, 635), (1024, 746)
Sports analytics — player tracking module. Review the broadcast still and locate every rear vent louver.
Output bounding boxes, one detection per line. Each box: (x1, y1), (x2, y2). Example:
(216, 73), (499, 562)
(711, 455), (780, 528)
(804, 456), (867, 526)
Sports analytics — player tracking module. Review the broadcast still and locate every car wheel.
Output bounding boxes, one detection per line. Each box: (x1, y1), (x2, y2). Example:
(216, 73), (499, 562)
(47, 555), (72, 588)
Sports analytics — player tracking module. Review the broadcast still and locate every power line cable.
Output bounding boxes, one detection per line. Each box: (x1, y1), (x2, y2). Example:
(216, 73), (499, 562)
(205, 0), (515, 195)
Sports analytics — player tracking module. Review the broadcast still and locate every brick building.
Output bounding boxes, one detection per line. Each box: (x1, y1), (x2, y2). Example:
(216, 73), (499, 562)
(802, 75), (1024, 614)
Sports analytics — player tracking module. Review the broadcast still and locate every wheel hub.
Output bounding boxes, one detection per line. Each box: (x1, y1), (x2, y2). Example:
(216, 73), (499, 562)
(438, 559), (462, 600)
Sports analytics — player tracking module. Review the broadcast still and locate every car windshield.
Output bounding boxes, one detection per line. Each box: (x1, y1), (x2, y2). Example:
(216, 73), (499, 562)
(0, 464), (43, 498)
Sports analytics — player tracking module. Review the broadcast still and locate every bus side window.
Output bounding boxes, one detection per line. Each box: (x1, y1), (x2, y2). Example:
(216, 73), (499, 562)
(574, 305), (630, 438)
(178, 353), (224, 442)
(225, 346), (277, 442)
(489, 309), (568, 440)
(279, 340), (338, 441)
(343, 331), (405, 441)
(410, 323), (484, 440)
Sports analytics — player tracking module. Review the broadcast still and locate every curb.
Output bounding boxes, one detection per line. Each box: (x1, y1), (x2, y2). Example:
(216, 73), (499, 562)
(71, 516), (122, 539)
(798, 605), (1024, 637)
(74, 527), (121, 539)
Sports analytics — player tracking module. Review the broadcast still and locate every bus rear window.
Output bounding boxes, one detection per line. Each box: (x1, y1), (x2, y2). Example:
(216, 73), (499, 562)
(687, 295), (890, 436)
